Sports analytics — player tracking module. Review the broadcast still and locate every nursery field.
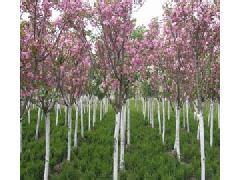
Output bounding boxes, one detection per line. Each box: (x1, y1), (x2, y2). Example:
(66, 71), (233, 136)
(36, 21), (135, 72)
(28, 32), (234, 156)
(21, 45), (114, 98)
(20, 100), (220, 180)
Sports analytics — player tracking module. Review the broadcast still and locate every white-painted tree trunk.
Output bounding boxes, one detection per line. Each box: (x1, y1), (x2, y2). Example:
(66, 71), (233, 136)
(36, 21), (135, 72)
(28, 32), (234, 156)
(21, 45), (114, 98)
(210, 99), (214, 147)
(28, 108), (31, 124)
(198, 111), (206, 180)
(64, 106), (67, 126)
(151, 98), (154, 128)
(119, 105), (126, 171)
(35, 107), (41, 140)
(88, 99), (91, 130)
(174, 104), (181, 160)
(127, 99), (130, 146)
(186, 100), (189, 132)
(157, 100), (161, 135)
(113, 112), (120, 180)
(74, 105), (79, 148)
(80, 99), (84, 138)
(100, 100), (102, 121)
(67, 106), (72, 161)
(162, 98), (165, 144)
(55, 104), (59, 126)
(147, 98), (150, 122)
(183, 102), (186, 129)
(44, 112), (50, 180)
(93, 98), (96, 127)
(168, 100), (170, 121)
(197, 118), (200, 140)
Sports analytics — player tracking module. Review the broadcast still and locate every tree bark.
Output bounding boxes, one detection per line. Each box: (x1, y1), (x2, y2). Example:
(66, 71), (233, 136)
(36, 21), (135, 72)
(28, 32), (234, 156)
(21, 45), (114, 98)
(162, 98), (165, 144)
(80, 99), (84, 138)
(157, 100), (161, 135)
(174, 104), (181, 160)
(43, 112), (50, 180)
(67, 106), (72, 161)
(127, 99), (130, 146)
(119, 105), (126, 171)
(113, 112), (120, 180)
(74, 104), (79, 148)
(88, 99), (91, 131)
(35, 107), (41, 140)
(55, 103), (59, 126)
(210, 99), (214, 147)
(186, 100), (190, 132)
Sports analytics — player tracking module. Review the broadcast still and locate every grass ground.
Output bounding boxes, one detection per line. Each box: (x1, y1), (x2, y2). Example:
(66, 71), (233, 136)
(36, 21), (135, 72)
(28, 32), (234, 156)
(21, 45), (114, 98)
(21, 100), (220, 180)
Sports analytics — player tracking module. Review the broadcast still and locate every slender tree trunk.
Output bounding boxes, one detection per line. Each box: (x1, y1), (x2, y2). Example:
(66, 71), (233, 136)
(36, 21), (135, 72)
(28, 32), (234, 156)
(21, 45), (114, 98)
(93, 98), (96, 127)
(197, 118), (200, 140)
(88, 99), (91, 130)
(174, 104), (181, 160)
(151, 98), (154, 128)
(208, 102), (211, 127)
(198, 110), (205, 180)
(127, 99), (130, 146)
(147, 98), (150, 122)
(120, 105), (126, 171)
(168, 100), (170, 120)
(183, 102), (186, 129)
(44, 112), (50, 180)
(28, 108), (31, 124)
(210, 99), (214, 147)
(162, 98), (165, 144)
(74, 105), (79, 148)
(186, 100), (190, 132)
(113, 112), (120, 180)
(80, 99), (84, 138)
(157, 100), (161, 135)
(67, 106), (72, 161)
(35, 107), (41, 140)
(100, 100), (102, 121)
(64, 106), (67, 126)
(55, 104), (59, 126)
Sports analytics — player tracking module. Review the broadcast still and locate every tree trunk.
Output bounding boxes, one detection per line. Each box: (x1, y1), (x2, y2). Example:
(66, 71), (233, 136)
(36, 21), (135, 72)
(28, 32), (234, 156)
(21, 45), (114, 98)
(67, 106), (72, 161)
(183, 102), (186, 129)
(119, 105), (126, 171)
(100, 100), (102, 121)
(44, 112), (50, 180)
(93, 98), (96, 127)
(64, 106), (67, 126)
(157, 100), (161, 135)
(28, 108), (31, 124)
(74, 105), (79, 148)
(127, 99), (130, 146)
(35, 107), (41, 140)
(162, 98), (165, 144)
(55, 104), (59, 126)
(198, 110), (205, 180)
(168, 100), (170, 120)
(174, 104), (181, 160)
(113, 112), (120, 180)
(88, 99), (91, 130)
(210, 99), (214, 147)
(151, 98), (154, 128)
(80, 99), (84, 138)
(186, 100), (190, 132)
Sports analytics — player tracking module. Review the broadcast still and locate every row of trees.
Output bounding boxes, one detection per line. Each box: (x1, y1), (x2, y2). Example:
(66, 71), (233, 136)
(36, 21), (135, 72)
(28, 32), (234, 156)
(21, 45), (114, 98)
(20, 0), (219, 180)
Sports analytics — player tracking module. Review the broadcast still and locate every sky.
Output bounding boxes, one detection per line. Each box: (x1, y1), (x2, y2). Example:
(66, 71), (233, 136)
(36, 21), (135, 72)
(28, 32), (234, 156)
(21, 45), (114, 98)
(132, 0), (166, 26)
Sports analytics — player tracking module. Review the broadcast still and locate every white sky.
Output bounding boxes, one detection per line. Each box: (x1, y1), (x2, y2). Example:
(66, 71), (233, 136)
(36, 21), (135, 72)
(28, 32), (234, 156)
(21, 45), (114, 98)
(133, 0), (166, 26)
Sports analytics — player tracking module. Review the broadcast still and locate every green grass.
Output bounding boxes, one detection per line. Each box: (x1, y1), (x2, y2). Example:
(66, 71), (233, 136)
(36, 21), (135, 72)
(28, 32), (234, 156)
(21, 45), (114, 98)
(21, 100), (220, 180)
